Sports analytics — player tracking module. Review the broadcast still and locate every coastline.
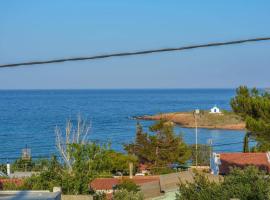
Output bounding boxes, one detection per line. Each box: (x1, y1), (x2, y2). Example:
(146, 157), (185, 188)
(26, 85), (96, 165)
(135, 112), (245, 130)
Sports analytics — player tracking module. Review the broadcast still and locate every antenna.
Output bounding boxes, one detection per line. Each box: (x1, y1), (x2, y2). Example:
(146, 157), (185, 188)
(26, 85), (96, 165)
(22, 144), (31, 160)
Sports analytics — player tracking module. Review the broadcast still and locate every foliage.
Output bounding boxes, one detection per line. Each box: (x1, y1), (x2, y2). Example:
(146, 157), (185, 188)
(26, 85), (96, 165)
(11, 158), (34, 172)
(113, 189), (144, 200)
(0, 164), (7, 174)
(115, 179), (140, 192)
(22, 155), (62, 191)
(176, 166), (270, 200)
(231, 86), (270, 151)
(2, 181), (20, 190)
(5, 142), (137, 195)
(150, 166), (176, 175)
(107, 151), (137, 175)
(93, 192), (106, 200)
(243, 132), (250, 152)
(124, 121), (191, 170)
(189, 144), (211, 166)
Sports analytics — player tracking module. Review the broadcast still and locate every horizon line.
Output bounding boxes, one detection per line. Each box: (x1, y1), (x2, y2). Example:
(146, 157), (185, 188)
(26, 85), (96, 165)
(0, 87), (266, 91)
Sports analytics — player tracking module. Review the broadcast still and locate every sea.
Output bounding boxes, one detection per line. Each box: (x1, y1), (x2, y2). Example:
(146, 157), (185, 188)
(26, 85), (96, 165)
(0, 89), (247, 162)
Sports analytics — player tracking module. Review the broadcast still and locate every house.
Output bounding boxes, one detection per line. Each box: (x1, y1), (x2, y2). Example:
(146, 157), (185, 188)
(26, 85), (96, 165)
(90, 178), (120, 194)
(150, 171), (222, 200)
(90, 172), (222, 199)
(90, 176), (160, 198)
(211, 152), (270, 175)
(210, 105), (221, 114)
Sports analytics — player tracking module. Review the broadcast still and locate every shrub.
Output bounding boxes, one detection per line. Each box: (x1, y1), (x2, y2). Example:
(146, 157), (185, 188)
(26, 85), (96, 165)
(113, 189), (144, 200)
(115, 179), (140, 192)
(176, 166), (270, 200)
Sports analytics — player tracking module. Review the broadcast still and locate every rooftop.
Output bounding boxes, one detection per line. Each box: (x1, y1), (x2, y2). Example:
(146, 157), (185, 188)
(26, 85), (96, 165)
(219, 152), (270, 174)
(90, 176), (160, 191)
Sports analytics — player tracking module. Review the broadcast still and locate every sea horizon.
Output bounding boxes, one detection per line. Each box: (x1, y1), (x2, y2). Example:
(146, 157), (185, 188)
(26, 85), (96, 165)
(0, 89), (247, 161)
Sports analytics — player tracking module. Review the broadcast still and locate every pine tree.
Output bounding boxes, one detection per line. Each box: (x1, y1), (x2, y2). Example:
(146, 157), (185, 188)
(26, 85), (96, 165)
(231, 86), (270, 151)
(125, 121), (190, 168)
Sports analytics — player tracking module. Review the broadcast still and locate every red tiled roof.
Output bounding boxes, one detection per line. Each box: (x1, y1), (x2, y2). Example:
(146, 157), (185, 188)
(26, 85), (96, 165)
(90, 178), (120, 190)
(131, 176), (159, 185)
(219, 153), (270, 174)
(90, 176), (160, 191)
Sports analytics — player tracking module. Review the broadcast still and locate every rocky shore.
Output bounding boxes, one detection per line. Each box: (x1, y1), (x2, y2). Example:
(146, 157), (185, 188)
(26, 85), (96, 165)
(135, 111), (245, 130)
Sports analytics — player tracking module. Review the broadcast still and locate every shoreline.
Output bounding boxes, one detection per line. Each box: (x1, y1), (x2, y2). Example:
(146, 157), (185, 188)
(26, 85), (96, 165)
(135, 112), (246, 130)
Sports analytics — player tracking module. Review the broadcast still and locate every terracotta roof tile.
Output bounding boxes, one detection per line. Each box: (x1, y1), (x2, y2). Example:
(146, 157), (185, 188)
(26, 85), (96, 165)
(90, 176), (160, 191)
(131, 176), (159, 185)
(219, 153), (270, 174)
(90, 178), (120, 190)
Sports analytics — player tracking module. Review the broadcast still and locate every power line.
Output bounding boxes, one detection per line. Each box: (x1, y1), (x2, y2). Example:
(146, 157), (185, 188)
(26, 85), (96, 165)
(212, 140), (256, 147)
(1, 37), (270, 68)
(0, 139), (256, 155)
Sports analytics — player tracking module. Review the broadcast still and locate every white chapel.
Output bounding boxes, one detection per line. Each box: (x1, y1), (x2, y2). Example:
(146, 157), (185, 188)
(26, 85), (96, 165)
(210, 105), (221, 114)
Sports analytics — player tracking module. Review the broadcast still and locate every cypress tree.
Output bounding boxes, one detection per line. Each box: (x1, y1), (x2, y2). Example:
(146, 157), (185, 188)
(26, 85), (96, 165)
(243, 133), (249, 153)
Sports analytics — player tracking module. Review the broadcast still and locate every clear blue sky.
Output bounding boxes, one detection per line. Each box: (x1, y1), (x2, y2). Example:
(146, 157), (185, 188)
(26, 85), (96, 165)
(0, 0), (270, 89)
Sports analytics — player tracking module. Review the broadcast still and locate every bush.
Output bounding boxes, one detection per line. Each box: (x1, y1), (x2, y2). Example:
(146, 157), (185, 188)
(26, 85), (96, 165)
(113, 189), (144, 200)
(115, 179), (140, 192)
(176, 166), (270, 200)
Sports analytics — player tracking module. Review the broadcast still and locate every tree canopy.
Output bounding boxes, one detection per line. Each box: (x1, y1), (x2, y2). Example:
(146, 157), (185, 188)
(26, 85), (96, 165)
(124, 121), (191, 171)
(231, 86), (270, 151)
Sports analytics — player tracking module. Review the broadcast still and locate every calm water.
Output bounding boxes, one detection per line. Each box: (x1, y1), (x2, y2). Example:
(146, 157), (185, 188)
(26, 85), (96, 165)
(0, 89), (246, 162)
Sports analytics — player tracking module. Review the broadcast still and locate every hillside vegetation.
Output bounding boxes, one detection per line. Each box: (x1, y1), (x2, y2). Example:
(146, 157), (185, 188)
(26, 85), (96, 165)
(136, 111), (245, 130)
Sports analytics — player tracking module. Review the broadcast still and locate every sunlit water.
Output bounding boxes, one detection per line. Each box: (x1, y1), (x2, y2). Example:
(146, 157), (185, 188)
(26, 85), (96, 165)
(0, 89), (246, 162)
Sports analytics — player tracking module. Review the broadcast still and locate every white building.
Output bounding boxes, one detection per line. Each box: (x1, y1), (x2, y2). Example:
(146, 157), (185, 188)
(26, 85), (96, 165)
(210, 105), (221, 114)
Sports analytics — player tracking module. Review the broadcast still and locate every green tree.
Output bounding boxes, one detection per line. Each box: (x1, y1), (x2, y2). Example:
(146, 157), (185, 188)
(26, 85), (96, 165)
(20, 143), (122, 194)
(108, 151), (137, 175)
(176, 166), (270, 200)
(22, 155), (62, 191)
(125, 122), (154, 164)
(63, 143), (115, 194)
(243, 133), (250, 153)
(231, 86), (270, 151)
(125, 121), (191, 172)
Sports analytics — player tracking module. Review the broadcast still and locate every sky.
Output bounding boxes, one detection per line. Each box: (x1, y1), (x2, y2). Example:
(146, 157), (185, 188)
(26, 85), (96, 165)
(0, 0), (270, 89)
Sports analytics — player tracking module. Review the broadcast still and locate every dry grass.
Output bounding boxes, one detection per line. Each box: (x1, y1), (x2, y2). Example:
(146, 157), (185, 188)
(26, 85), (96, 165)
(138, 111), (245, 130)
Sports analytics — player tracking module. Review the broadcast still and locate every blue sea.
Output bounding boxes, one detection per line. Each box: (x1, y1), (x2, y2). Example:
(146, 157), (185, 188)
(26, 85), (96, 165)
(0, 89), (247, 162)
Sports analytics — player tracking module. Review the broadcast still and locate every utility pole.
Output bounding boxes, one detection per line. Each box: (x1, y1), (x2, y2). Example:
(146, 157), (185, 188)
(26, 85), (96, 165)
(208, 139), (213, 172)
(194, 109), (200, 168)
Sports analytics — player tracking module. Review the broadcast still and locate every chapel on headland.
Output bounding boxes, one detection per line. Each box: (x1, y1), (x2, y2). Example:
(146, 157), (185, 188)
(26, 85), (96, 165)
(210, 105), (221, 114)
